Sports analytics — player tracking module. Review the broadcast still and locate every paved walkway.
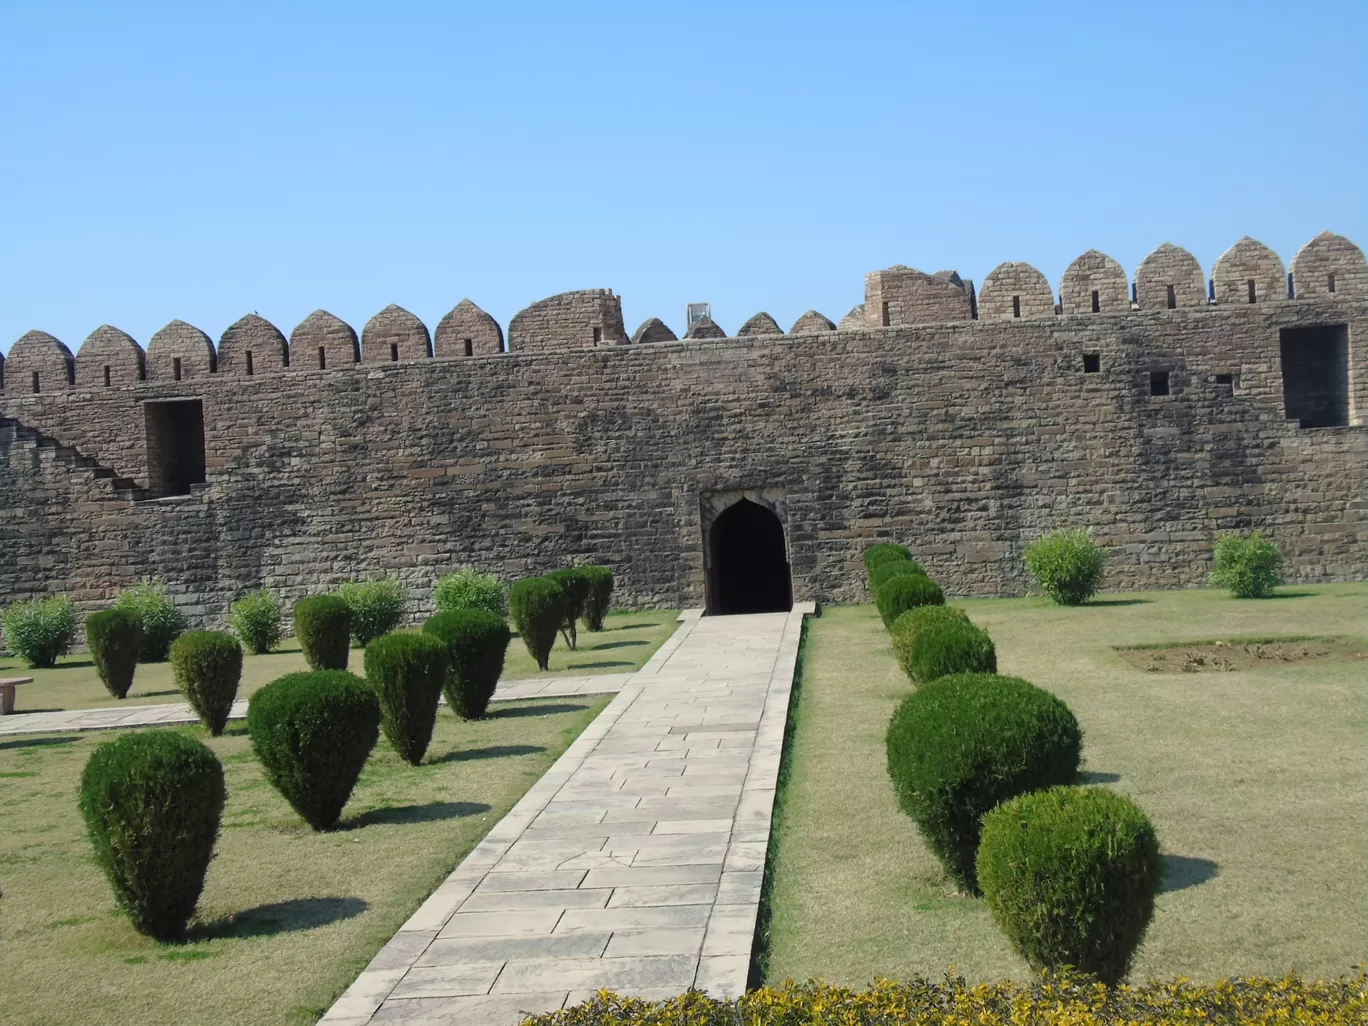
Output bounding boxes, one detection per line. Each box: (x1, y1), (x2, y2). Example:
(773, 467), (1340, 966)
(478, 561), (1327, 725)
(322, 604), (812, 1026)
(0, 673), (636, 738)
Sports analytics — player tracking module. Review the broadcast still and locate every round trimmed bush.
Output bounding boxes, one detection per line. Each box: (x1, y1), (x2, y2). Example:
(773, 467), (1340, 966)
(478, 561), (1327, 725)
(423, 610), (511, 719)
(869, 558), (927, 590)
(364, 632), (448, 764)
(170, 630), (243, 735)
(579, 565), (614, 632)
(293, 595), (352, 671)
(1024, 529), (1108, 606)
(1, 595), (80, 669)
(230, 589), (282, 654)
(85, 607), (143, 699)
(79, 730), (224, 941)
(907, 619), (997, 684)
(886, 673), (1082, 892)
(978, 785), (1161, 985)
(113, 579), (188, 662)
(1210, 531), (1283, 598)
(546, 568), (591, 649)
(247, 671), (380, 830)
(875, 573), (944, 628)
(890, 605), (969, 683)
(863, 543), (913, 586)
(433, 567), (507, 619)
(509, 577), (565, 672)
(338, 577), (405, 647)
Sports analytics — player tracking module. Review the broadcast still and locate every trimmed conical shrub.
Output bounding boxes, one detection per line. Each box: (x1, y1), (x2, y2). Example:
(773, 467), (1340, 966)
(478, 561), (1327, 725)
(978, 785), (1162, 985)
(423, 610), (510, 719)
(509, 577), (565, 671)
(170, 630), (243, 735)
(364, 632), (448, 764)
(579, 565), (614, 632)
(85, 607), (144, 699)
(293, 595), (352, 671)
(546, 568), (591, 649)
(247, 671), (380, 830)
(79, 730), (224, 941)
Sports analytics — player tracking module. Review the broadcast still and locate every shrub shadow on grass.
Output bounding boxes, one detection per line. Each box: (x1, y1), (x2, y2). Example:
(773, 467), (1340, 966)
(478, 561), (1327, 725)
(1160, 854), (1219, 893)
(565, 660), (633, 670)
(586, 640), (647, 651)
(347, 801), (491, 828)
(489, 703), (588, 719)
(430, 744), (546, 764)
(1079, 770), (1121, 784)
(602, 621), (662, 631)
(1084, 598), (1152, 607)
(191, 896), (368, 941)
(0, 735), (81, 751)
(1256, 591), (1316, 600)
(134, 689), (181, 699)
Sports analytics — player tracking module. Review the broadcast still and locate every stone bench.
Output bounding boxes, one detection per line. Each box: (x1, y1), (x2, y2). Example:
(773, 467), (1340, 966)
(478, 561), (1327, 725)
(0, 677), (34, 716)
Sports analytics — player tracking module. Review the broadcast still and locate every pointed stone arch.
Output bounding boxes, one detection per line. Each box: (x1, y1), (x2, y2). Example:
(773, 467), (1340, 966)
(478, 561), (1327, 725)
(1290, 231), (1368, 300)
(684, 315), (727, 340)
(630, 317), (678, 344)
(289, 310), (359, 371)
(977, 262), (1055, 320)
(6, 330), (74, 393)
(362, 304), (432, 363)
(790, 310), (836, 333)
(1136, 243), (1205, 310)
(435, 299), (504, 357)
(701, 488), (792, 615)
(837, 304), (866, 330)
(219, 314), (289, 375)
(76, 325), (144, 387)
(737, 312), (783, 337)
(1059, 250), (1129, 314)
(1212, 237), (1287, 305)
(147, 320), (215, 380)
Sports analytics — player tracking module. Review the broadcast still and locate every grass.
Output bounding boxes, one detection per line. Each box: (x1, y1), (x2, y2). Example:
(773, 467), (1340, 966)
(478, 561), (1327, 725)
(764, 582), (1368, 985)
(0, 609), (679, 714)
(0, 693), (613, 1026)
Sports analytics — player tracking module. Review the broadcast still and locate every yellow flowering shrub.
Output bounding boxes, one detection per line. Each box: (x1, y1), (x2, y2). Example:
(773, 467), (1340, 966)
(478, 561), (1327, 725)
(526, 972), (1367, 1026)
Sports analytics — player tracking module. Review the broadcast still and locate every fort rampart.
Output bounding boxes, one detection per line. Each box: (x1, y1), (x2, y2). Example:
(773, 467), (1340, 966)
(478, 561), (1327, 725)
(2, 233), (1364, 621)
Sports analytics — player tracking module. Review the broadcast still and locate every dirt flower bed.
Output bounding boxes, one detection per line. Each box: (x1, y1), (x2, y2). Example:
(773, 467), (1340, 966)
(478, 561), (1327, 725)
(1117, 635), (1368, 674)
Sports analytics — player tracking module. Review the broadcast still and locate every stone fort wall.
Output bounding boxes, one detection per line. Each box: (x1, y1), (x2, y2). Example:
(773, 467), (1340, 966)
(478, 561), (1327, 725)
(1, 233), (1365, 623)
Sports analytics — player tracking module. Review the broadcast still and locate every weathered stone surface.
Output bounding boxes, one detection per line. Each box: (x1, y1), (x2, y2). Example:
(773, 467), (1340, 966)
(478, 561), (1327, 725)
(363, 305), (432, 363)
(435, 299), (504, 357)
(1212, 237), (1287, 306)
(290, 310), (359, 371)
(790, 311), (836, 334)
(683, 316), (726, 340)
(147, 320), (215, 381)
(977, 262), (1055, 320)
(1136, 242), (1206, 309)
(836, 304), (866, 330)
(736, 313), (782, 337)
(1291, 231), (1368, 300)
(218, 314), (289, 376)
(630, 318), (678, 345)
(864, 265), (972, 326)
(76, 326), (143, 388)
(509, 290), (627, 353)
(1059, 250), (1129, 314)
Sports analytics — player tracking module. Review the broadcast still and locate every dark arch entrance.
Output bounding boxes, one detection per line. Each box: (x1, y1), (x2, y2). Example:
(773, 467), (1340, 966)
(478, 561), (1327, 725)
(706, 499), (793, 615)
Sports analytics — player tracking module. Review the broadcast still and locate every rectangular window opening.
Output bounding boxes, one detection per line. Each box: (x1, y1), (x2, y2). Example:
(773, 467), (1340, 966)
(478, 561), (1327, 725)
(881, 301), (891, 327)
(1165, 284), (1177, 310)
(1247, 279), (1257, 304)
(1279, 325), (1349, 428)
(1150, 371), (1170, 396)
(1091, 289), (1100, 313)
(1083, 353), (1100, 374)
(592, 327), (603, 345)
(390, 343), (399, 362)
(1011, 295), (1021, 318)
(1328, 273), (1336, 294)
(103, 365), (111, 387)
(1215, 374), (1235, 391)
(318, 346), (327, 370)
(463, 338), (473, 357)
(173, 357), (182, 382)
(245, 351), (254, 376)
(31, 371), (40, 394)
(143, 399), (207, 498)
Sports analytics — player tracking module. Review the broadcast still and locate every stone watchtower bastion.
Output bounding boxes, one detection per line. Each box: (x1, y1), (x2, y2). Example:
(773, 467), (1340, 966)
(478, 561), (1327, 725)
(1, 231), (1364, 620)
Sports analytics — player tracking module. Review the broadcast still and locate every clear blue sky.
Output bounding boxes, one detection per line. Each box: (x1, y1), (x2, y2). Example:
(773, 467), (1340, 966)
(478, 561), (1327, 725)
(2, 1), (1364, 354)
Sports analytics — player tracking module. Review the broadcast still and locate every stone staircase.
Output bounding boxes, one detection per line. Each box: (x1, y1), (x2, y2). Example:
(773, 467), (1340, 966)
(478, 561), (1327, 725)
(0, 416), (149, 501)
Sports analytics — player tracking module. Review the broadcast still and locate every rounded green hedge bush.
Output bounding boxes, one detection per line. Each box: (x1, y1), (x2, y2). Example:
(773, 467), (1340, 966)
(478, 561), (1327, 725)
(907, 619), (997, 684)
(423, 609), (511, 719)
(293, 595), (352, 671)
(546, 568), (591, 649)
(79, 730), (224, 941)
(869, 558), (927, 591)
(1024, 529), (1108, 606)
(113, 579), (188, 662)
(863, 542), (912, 574)
(85, 607), (143, 699)
(978, 785), (1162, 985)
(886, 673), (1083, 892)
(230, 589), (282, 655)
(338, 577), (405, 648)
(579, 565), (614, 632)
(1210, 531), (1283, 598)
(247, 670), (380, 830)
(364, 632), (448, 764)
(170, 630), (243, 735)
(509, 577), (565, 671)
(875, 573), (944, 628)
(890, 606), (969, 683)
(1, 595), (80, 669)
(433, 567), (507, 619)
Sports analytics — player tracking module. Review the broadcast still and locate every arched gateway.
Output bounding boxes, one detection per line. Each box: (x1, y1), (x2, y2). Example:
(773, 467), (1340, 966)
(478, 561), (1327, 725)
(705, 498), (793, 615)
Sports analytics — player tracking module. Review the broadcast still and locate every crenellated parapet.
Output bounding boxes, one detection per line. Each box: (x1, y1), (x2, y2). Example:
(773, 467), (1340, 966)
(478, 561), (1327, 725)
(1291, 231), (1368, 299)
(1059, 250), (1129, 314)
(508, 289), (628, 353)
(435, 299), (503, 357)
(219, 313), (289, 376)
(977, 262), (1054, 321)
(863, 265), (974, 328)
(362, 305), (431, 363)
(148, 320), (216, 380)
(77, 325), (143, 387)
(6, 330), (74, 393)
(290, 310), (359, 371)
(631, 317), (679, 344)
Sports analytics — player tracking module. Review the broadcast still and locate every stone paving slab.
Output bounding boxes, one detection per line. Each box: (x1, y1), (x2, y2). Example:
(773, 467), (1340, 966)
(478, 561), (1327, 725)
(321, 603), (814, 1025)
(0, 673), (635, 737)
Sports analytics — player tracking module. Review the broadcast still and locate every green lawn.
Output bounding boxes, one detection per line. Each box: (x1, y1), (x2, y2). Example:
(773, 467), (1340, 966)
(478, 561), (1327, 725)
(765, 583), (1368, 985)
(0, 694), (613, 1026)
(0, 609), (679, 714)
